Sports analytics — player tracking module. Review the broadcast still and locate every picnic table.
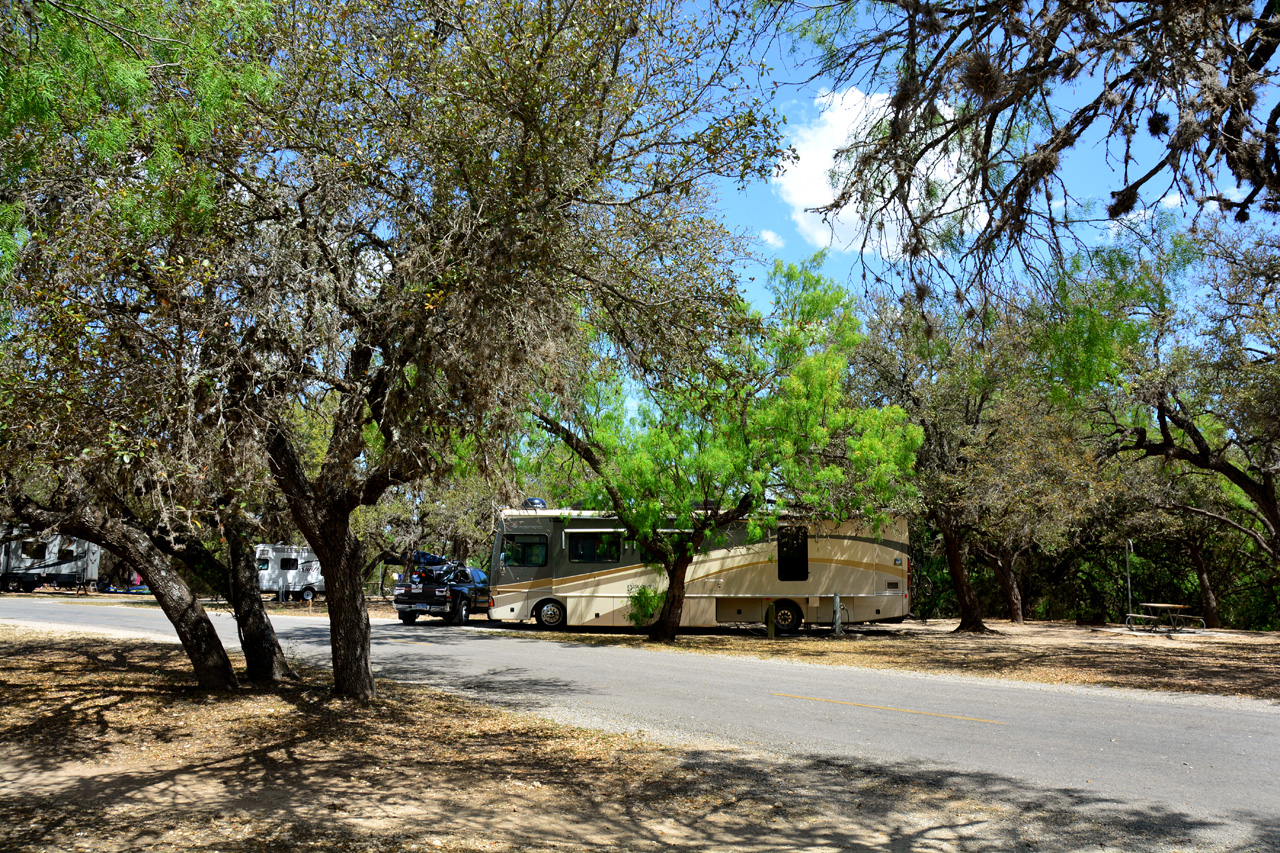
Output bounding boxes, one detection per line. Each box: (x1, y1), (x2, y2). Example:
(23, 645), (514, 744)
(1125, 603), (1206, 633)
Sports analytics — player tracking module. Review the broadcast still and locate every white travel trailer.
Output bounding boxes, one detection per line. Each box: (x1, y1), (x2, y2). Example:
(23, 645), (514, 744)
(0, 526), (102, 593)
(256, 544), (325, 602)
(488, 507), (910, 631)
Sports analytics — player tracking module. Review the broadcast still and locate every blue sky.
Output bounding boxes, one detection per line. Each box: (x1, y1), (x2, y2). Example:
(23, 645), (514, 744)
(715, 74), (868, 308)
(716, 80), (1140, 308)
(712, 31), (1213, 313)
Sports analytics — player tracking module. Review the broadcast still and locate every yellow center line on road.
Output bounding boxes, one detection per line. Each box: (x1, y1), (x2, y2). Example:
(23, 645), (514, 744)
(388, 639), (435, 646)
(773, 693), (1006, 725)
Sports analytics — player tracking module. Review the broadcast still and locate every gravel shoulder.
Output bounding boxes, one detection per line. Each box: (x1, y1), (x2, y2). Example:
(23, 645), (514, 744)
(1, 609), (1277, 852)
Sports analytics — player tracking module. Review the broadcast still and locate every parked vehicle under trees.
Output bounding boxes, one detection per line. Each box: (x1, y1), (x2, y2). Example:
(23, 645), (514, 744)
(531, 257), (921, 641)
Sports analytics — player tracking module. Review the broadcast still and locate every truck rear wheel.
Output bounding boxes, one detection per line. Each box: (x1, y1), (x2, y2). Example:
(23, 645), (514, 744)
(451, 600), (470, 625)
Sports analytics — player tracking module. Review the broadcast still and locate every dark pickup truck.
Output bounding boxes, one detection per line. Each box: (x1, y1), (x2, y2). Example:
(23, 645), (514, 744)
(393, 561), (490, 625)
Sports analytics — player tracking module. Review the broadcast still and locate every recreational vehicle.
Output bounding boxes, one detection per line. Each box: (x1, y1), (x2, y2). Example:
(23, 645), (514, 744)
(256, 544), (325, 601)
(488, 506), (910, 631)
(0, 526), (101, 593)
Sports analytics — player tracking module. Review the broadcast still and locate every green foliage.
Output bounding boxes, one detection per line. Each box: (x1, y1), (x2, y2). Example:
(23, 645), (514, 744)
(1030, 221), (1201, 403)
(625, 584), (666, 628)
(532, 254), (921, 637)
(550, 255), (918, 533)
(0, 0), (273, 276)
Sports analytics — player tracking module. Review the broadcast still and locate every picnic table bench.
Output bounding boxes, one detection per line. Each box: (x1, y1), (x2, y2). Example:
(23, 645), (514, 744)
(1125, 603), (1205, 633)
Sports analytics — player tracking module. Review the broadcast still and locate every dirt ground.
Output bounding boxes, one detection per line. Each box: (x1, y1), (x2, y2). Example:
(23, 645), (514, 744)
(0, 609), (1277, 852)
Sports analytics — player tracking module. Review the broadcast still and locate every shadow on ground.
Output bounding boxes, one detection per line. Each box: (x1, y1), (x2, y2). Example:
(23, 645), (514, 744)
(0, 631), (1275, 852)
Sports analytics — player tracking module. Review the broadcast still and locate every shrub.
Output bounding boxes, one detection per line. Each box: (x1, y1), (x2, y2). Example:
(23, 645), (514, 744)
(626, 584), (665, 628)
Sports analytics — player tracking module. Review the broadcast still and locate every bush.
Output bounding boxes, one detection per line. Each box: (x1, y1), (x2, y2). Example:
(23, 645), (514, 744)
(626, 584), (665, 628)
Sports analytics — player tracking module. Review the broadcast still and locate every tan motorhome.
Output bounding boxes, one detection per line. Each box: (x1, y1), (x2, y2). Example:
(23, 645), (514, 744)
(487, 506), (910, 631)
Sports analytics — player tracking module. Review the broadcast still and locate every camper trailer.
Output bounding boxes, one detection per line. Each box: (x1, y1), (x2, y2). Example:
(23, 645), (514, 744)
(488, 506), (910, 631)
(255, 544), (325, 602)
(0, 526), (101, 592)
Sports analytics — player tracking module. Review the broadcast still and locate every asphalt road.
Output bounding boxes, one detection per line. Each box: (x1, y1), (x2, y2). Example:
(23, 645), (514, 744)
(3, 598), (1278, 848)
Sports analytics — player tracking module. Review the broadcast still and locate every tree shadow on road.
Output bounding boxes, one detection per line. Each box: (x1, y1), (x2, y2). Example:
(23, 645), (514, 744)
(0, 630), (1274, 852)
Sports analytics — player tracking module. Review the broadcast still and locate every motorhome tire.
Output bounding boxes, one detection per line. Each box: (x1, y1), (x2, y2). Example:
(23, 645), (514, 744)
(773, 601), (803, 633)
(534, 599), (566, 630)
(399, 612), (419, 625)
(4, 578), (19, 592)
(299, 587), (317, 603)
(455, 600), (471, 625)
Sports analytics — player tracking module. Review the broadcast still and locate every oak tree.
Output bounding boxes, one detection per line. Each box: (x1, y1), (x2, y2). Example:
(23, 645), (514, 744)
(193, 0), (787, 696)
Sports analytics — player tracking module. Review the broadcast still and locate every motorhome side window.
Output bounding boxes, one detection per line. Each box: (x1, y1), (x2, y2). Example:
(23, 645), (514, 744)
(502, 534), (548, 567)
(20, 541), (46, 560)
(567, 532), (622, 563)
(257, 556), (270, 570)
(777, 526), (809, 582)
(280, 558), (298, 572)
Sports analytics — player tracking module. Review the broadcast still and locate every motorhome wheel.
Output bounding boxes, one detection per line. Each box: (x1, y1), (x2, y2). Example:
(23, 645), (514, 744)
(299, 587), (317, 603)
(773, 601), (803, 633)
(534, 600), (566, 630)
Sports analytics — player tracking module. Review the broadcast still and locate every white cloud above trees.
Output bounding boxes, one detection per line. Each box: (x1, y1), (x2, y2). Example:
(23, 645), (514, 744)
(774, 88), (890, 254)
(759, 229), (785, 249)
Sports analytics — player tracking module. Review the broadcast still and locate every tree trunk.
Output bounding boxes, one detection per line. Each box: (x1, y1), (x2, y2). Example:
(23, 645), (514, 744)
(941, 522), (990, 633)
(315, 523), (376, 699)
(132, 544), (240, 691)
(1187, 542), (1220, 629)
(266, 428), (377, 700)
(51, 509), (240, 691)
(991, 546), (1024, 624)
(648, 553), (692, 643)
(224, 519), (298, 682)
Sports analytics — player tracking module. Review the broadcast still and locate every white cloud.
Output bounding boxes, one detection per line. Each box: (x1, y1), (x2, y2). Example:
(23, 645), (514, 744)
(774, 88), (890, 254)
(759, 229), (786, 249)
(775, 87), (981, 258)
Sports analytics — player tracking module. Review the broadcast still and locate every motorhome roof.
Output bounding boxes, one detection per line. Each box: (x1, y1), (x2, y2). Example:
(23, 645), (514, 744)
(501, 508), (619, 519)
